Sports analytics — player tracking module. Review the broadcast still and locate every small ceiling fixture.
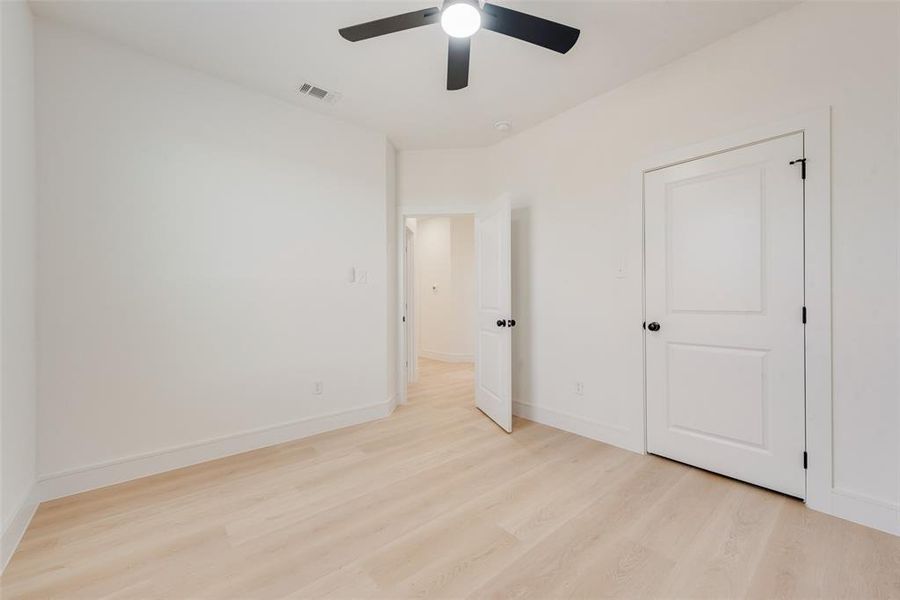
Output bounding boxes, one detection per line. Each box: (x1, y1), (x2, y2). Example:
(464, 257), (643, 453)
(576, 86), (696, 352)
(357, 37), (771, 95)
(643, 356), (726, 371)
(494, 120), (511, 132)
(339, 0), (579, 91)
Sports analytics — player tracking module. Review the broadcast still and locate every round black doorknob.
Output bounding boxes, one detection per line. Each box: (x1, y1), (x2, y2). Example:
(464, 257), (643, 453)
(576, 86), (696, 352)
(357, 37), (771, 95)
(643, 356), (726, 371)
(497, 319), (507, 327)
(508, 319), (516, 327)
(647, 322), (661, 332)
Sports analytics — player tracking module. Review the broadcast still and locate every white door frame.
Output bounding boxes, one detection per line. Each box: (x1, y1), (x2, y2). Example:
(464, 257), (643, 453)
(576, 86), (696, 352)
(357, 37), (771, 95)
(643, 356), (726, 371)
(636, 108), (831, 512)
(396, 205), (482, 406)
(404, 224), (418, 384)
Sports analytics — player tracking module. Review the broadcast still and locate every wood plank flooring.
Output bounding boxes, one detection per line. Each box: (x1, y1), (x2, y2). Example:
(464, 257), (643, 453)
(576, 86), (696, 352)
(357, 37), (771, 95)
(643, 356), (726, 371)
(2, 358), (899, 599)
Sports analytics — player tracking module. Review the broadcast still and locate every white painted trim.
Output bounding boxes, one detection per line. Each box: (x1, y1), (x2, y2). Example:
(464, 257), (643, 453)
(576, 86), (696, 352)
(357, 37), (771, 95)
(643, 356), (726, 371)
(830, 488), (900, 536)
(399, 205), (483, 217)
(634, 109), (900, 537)
(397, 209), (408, 405)
(419, 349), (474, 363)
(513, 401), (641, 453)
(36, 399), (396, 502)
(404, 225), (418, 384)
(1, 486), (39, 573)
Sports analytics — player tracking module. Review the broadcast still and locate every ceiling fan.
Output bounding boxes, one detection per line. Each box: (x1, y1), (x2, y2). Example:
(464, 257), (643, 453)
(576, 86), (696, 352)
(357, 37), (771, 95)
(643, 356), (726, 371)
(338, 0), (580, 91)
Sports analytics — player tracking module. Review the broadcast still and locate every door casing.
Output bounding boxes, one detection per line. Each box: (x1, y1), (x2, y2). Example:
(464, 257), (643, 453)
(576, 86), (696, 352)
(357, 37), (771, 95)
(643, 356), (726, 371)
(404, 225), (417, 384)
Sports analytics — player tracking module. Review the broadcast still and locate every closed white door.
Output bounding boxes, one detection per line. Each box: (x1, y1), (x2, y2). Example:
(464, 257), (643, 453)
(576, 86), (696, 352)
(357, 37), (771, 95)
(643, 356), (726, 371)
(475, 197), (512, 432)
(645, 133), (806, 498)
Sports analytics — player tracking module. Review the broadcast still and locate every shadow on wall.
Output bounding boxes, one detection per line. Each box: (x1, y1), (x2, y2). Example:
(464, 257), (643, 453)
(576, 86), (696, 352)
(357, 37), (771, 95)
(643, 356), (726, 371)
(511, 202), (532, 408)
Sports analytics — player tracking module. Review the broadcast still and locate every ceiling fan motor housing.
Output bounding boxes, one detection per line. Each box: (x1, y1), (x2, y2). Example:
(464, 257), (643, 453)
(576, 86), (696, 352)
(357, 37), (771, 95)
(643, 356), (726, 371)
(442, 0), (484, 9)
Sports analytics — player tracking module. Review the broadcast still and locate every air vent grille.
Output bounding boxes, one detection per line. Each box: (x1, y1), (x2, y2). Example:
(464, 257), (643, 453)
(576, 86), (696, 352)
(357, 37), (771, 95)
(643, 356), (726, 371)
(297, 81), (341, 104)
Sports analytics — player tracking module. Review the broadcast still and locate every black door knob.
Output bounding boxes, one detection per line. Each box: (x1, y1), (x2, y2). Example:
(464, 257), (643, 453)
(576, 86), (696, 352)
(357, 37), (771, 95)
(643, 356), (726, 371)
(497, 319), (507, 327)
(647, 322), (661, 332)
(508, 319), (516, 327)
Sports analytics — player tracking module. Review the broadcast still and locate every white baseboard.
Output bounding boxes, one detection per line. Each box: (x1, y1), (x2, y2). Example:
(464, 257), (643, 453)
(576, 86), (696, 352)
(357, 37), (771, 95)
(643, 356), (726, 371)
(1, 485), (39, 573)
(513, 401), (643, 454)
(419, 349), (474, 363)
(37, 399), (397, 503)
(818, 488), (900, 536)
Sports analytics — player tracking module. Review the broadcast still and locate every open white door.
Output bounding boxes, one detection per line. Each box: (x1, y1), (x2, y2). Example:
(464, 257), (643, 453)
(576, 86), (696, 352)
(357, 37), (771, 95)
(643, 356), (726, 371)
(475, 196), (512, 432)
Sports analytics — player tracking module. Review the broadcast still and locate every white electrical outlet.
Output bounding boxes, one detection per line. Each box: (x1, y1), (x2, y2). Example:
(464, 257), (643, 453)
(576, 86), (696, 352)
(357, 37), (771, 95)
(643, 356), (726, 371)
(575, 382), (584, 395)
(313, 381), (324, 395)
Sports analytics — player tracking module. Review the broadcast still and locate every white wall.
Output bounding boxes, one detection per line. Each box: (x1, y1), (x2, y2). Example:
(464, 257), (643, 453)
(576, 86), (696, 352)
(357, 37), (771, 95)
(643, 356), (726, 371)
(1, 0), (38, 569)
(34, 20), (395, 496)
(385, 143), (398, 404)
(398, 2), (900, 534)
(398, 149), (491, 210)
(414, 216), (474, 362)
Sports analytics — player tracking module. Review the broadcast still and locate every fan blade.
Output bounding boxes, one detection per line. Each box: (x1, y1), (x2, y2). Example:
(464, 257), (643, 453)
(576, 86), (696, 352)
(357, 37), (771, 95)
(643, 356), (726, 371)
(339, 7), (441, 42)
(481, 3), (580, 54)
(447, 37), (471, 90)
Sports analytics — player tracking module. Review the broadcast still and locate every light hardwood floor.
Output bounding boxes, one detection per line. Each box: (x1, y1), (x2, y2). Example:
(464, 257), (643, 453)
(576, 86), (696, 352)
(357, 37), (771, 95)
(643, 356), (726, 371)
(3, 358), (899, 599)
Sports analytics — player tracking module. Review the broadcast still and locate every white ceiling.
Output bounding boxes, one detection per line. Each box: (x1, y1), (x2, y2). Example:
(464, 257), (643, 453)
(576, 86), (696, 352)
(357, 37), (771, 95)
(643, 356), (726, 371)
(30, 1), (795, 149)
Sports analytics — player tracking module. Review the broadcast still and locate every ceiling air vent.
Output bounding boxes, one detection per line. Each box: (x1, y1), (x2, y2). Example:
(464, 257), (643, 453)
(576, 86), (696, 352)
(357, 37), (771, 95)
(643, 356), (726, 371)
(297, 81), (341, 104)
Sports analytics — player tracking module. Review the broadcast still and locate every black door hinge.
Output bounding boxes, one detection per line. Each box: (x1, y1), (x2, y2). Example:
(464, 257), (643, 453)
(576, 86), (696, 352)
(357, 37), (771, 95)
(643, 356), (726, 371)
(803, 451), (808, 469)
(802, 306), (807, 324)
(790, 158), (807, 180)
(402, 315), (406, 323)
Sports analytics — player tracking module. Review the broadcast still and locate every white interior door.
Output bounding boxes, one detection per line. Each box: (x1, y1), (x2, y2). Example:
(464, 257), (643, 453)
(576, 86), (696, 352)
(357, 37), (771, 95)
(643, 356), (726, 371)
(645, 133), (806, 498)
(475, 197), (512, 432)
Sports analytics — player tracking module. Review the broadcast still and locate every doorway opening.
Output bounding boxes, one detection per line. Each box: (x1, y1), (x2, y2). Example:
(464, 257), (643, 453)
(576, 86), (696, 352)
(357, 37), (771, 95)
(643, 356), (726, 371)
(403, 215), (477, 415)
(398, 198), (514, 433)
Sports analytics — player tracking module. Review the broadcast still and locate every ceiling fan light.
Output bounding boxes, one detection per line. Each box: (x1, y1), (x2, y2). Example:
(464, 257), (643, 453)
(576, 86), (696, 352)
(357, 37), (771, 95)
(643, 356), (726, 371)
(440, 3), (481, 38)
